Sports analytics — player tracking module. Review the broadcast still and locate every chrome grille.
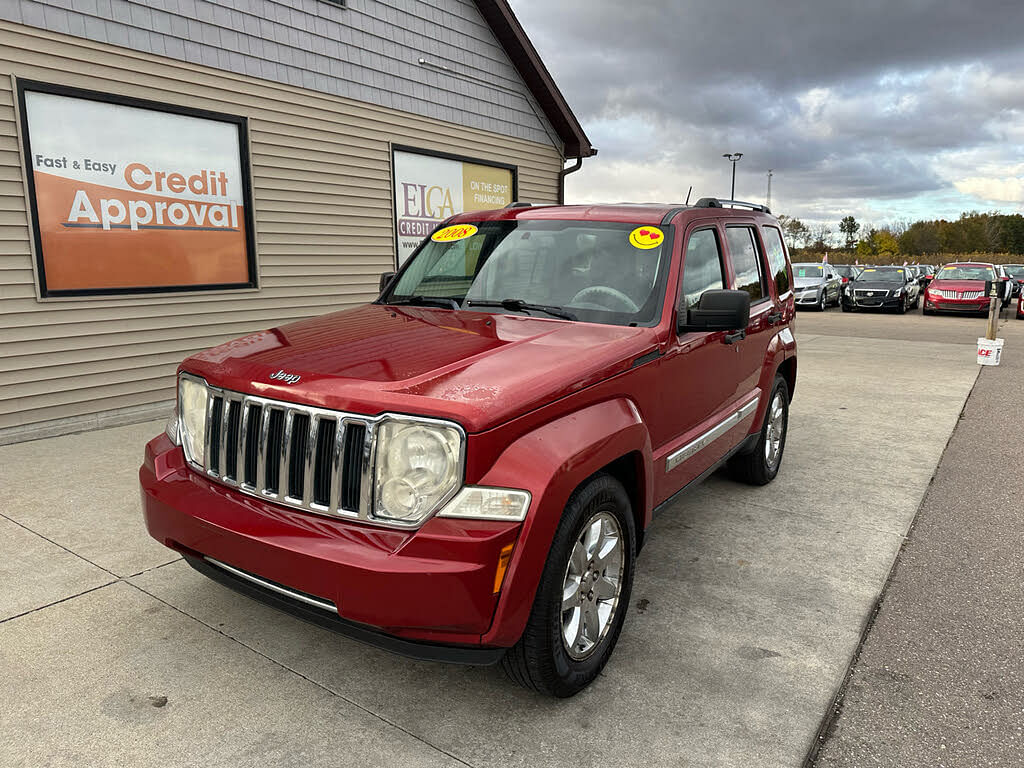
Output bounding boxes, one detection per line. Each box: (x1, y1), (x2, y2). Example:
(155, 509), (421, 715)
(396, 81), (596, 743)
(854, 289), (886, 297)
(934, 289), (983, 299)
(194, 387), (372, 520)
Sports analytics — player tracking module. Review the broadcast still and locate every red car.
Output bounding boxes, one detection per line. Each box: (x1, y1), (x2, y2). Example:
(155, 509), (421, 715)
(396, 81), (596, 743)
(140, 198), (797, 696)
(923, 262), (999, 316)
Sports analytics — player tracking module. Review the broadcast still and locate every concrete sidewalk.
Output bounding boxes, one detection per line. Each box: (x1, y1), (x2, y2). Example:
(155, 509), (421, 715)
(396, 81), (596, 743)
(0, 311), (993, 767)
(814, 314), (1024, 766)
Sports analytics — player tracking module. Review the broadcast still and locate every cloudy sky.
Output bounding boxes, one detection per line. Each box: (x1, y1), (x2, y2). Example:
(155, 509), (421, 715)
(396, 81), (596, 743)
(512, 0), (1024, 229)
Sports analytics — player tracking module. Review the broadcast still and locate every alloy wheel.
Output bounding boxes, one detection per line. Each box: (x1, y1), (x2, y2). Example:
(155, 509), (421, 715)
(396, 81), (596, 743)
(764, 392), (786, 470)
(561, 511), (624, 660)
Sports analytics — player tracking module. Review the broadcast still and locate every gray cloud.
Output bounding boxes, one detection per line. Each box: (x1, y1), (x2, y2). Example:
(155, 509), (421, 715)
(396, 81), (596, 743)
(512, 0), (1024, 223)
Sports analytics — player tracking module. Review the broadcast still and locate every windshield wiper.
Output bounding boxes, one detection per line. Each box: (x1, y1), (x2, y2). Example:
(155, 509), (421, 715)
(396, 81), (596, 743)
(467, 298), (577, 321)
(386, 295), (460, 310)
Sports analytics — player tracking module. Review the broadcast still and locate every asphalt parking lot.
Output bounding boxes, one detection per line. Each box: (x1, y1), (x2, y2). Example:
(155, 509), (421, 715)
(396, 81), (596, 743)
(0, 305), (1013, 767)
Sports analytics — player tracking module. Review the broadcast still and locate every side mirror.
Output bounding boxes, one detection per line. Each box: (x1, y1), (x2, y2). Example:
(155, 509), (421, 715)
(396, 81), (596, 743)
(379, 271), (396, 293)
(680, 289), (751, 334)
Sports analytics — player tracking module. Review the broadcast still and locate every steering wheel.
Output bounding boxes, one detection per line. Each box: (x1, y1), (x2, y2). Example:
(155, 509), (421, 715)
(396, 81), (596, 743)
(570, 286), (639, 313)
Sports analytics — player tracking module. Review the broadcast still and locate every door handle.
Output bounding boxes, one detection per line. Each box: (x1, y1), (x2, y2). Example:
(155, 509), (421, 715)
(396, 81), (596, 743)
(767, 311), (783, 325)
(724, 329), (746, 345)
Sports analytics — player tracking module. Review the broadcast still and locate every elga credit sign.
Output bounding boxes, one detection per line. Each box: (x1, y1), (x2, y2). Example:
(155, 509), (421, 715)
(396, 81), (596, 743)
(19, 83), (256, 296)
(392, 149), (515, 264)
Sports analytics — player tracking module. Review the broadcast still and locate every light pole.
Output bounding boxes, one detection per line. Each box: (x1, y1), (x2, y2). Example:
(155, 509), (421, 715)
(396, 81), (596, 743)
(766, 169), (774, 209)
(723, 153), (742, 200)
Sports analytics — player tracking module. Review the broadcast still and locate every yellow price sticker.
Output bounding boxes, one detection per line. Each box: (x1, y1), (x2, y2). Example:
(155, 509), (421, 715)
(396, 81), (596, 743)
(431, 224), (478, 243)
(628, 226), (664, 249)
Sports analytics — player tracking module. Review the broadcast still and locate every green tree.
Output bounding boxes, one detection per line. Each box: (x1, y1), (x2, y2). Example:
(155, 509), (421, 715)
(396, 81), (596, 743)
(839, 216), (860, 249)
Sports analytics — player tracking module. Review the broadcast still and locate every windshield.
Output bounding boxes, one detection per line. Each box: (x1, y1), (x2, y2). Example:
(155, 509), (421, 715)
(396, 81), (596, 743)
(855, 267), (906, 283)
(382, 220), (670, 327)
(793, 265), (823, 279)
(1004, 265), (1024, 278)
(936, 265), (996, 281)
(833, 265), (859, 278)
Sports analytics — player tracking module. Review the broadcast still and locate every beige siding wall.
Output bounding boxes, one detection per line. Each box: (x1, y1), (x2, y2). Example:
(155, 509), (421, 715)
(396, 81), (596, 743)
(0, 21), (563, 441)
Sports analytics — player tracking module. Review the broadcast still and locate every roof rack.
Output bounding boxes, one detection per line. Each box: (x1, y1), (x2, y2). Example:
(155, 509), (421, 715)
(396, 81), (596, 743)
(694, 197), (771, 214)
(504, 201), (533, 209)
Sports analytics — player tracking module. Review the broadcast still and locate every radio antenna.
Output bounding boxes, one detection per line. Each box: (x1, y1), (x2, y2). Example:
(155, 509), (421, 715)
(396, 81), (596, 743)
(684, 186), (693, 205)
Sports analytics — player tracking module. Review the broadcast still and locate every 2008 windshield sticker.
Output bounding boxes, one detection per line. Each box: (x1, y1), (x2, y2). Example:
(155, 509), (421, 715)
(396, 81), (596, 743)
(431, 224), (478, 243)
(629, 226), (663, 249)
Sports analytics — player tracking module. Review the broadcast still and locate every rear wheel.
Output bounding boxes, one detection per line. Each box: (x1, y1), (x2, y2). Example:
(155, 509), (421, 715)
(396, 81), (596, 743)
(728, 376), (790, 485)
(501, 474), (635, 697)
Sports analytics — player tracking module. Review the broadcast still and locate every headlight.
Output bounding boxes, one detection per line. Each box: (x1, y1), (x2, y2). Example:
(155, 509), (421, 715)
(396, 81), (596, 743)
(178, 373), (209, 465)
(373, 419), (463, 526)
(891, 287), (903, 296)
(439, 487), (531, 521)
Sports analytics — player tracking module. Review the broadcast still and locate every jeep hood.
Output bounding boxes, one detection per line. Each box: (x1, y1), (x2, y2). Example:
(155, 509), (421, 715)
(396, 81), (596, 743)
(184, 304), (655, 433)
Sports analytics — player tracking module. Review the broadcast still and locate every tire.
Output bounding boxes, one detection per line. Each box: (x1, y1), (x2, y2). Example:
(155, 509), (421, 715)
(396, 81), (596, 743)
(501, 474), (636, 697)
(841, 301), (853, 312)
(897, 297), (907, 314)
(728, 376), (790, 486)
(923, 307), (934, 316)
(912, 293), (920, 309)
(817, 292), (826, 312)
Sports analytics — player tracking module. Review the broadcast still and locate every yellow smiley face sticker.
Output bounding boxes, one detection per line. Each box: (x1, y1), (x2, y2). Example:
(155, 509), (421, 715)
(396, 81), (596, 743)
(628, 226), (664, 249)
(431, 224), (478, 243)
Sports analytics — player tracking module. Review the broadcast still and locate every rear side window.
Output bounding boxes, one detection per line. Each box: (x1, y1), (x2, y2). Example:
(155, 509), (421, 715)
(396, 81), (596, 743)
(680, 228), (725, 309)
(725, 226), (766, 302)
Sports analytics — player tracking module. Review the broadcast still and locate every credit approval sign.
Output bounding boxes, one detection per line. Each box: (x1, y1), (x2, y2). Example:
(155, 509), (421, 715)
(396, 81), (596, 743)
(19, 83), (256, 296)
(392, 147), (516, 265)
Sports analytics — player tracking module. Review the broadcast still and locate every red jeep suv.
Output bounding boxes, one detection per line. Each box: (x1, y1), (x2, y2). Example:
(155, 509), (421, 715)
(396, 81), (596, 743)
(140, 198), (797, 696)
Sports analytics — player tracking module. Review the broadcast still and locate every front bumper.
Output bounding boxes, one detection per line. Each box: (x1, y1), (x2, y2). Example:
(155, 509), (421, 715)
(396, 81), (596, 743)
(842, 293), (903, 309)
(794, 290), (823, 306)
(923, 295), (988, 314)
(140, 433), (521, 663)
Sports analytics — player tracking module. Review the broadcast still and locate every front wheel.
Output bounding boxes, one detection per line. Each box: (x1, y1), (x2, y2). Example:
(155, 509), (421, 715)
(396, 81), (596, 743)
(728, 376), (790, 485)
(842, 301), (853, 312)
(501, 474), (635, 697)
(817, 293), (826, 312)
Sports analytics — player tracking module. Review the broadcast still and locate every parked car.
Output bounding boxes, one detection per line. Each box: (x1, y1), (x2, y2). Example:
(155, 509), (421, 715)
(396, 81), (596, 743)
(1005, 264), (1024, 298)
(922, 262), (1000, 316)
(917, 264), (938, 289)
(140, 198), (798, 697)
(995, 265), (1013, 308)
(792, 262), (842, 310)
(832, 264), (861, 285)
(842, 266), (920, 313)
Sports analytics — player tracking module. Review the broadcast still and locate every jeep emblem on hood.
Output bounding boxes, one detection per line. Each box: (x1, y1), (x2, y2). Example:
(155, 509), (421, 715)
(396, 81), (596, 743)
(269, 370), (301, 385)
